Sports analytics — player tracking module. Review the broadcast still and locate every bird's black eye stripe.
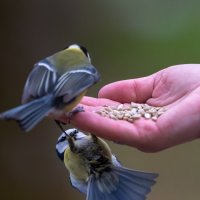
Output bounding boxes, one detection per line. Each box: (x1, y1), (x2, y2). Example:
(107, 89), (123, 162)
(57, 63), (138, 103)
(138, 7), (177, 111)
(79, 45), (89, 57)
(69, 129), (79, 139)
(63, 44), (89, 58)
(57, 135), (67, 143)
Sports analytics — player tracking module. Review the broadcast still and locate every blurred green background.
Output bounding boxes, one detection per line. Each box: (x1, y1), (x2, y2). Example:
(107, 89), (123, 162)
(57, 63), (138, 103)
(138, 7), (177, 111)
(0, 0), (200, 199)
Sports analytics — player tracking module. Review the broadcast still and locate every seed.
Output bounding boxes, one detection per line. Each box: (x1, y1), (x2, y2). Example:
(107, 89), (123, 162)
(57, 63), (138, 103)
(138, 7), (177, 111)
(127, 118), (134, 122)
(138, 108), (145, 115)
(104, 107), (113, 112)
(152, 116), (158, 121)
(124, 113), (131, 118)
(117, 104), (124, 110)
(109, 114), (118, 120)
(131, 113), (142, 119)
(144, 113), (151, 119)
(95, 102), (166, 123)
(143, 104), (151, 110)
(131, 108), (138, 112)
(137, 105), (142, 109)
(155, 107), (161, 110)
(123, 116), (128, 120)
(131, 102), (138, 108)
(147, 108), (156, 114)
(123, 104), (132, 110)
(99, 112), (106, 117)
(117, 114), (124, 119)
(112, 110), (120, 116)
(109, 106), (117, 110)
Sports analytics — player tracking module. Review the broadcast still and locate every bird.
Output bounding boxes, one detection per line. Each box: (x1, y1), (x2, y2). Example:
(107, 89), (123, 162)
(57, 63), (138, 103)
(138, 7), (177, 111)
(0, 44), (100, 132)
(56, 128), (158, 200)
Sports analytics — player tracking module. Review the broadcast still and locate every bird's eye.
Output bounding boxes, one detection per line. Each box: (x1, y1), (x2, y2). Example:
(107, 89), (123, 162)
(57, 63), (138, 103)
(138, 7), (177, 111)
(69, 129), (79, 139)
(79, 45), (90, 58)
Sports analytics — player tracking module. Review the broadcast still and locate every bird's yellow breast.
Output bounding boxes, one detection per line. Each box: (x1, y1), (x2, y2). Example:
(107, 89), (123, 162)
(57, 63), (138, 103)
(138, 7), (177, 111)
(64, 147), (89, 181)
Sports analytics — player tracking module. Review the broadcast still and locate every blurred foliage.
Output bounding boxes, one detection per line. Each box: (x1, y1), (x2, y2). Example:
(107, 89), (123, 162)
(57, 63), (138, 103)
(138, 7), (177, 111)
(0, 0), (200, 200)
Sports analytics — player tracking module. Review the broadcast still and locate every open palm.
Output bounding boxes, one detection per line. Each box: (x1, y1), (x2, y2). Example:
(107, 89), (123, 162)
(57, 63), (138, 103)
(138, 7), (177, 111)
(68, 64), (200, 152)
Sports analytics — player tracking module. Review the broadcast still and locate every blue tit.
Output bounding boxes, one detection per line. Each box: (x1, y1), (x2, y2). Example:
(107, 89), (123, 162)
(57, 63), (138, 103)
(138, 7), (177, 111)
(0, 44), (100, 132)
(56, 128), (158, 200)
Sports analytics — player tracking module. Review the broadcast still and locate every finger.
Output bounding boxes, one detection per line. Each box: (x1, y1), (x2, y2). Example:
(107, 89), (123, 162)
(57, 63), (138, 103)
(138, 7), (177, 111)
(98, 75), (155, 103)
(81, 96), (120, 107)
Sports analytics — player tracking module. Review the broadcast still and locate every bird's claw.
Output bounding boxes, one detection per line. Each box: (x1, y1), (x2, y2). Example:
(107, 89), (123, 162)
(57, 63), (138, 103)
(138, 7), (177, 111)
(66, 106), (85, 123)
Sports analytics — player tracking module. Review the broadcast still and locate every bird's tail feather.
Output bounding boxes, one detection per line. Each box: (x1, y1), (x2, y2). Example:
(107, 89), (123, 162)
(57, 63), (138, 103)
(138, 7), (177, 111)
(0, 95), (54, 132)
(87, 166), (158, 200)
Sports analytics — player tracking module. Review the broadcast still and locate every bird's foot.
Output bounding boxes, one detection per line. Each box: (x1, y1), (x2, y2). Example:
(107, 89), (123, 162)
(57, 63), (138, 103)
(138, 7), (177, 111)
(66, 106), (85, 123)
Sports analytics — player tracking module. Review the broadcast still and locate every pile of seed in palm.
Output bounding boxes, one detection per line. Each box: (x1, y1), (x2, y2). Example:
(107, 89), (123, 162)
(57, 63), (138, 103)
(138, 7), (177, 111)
(96, 102), (166, 122)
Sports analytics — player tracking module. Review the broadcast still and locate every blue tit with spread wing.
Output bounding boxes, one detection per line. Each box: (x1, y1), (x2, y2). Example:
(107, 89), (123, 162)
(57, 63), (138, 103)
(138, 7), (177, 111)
(56, 128), (158, 200)
(0, 44), (100, 132)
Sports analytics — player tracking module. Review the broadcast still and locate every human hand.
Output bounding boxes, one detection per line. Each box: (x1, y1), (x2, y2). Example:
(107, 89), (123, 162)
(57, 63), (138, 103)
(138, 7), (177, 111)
(62, 64), (200, 152)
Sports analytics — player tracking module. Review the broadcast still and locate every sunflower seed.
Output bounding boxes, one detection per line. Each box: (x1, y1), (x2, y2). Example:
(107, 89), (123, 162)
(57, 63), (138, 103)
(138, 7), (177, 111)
(96, 102), (166, 123)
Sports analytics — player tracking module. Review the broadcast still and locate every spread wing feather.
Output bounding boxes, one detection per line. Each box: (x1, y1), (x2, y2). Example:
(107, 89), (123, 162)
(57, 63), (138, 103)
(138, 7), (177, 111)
(86, 167), (158, 200)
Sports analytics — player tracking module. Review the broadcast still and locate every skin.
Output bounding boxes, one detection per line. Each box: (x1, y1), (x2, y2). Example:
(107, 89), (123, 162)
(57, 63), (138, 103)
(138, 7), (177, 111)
(59, 64), (200, 152)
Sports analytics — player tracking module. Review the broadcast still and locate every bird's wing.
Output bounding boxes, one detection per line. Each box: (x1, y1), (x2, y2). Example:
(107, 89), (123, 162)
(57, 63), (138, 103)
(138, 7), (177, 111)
(22, 61), (59, 103)
(86, 167), (158, 200)
(53, 67), (98, 103)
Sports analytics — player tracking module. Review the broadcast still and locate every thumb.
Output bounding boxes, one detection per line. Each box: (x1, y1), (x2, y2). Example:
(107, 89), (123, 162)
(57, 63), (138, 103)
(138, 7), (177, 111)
(98, 75), (155, 103)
